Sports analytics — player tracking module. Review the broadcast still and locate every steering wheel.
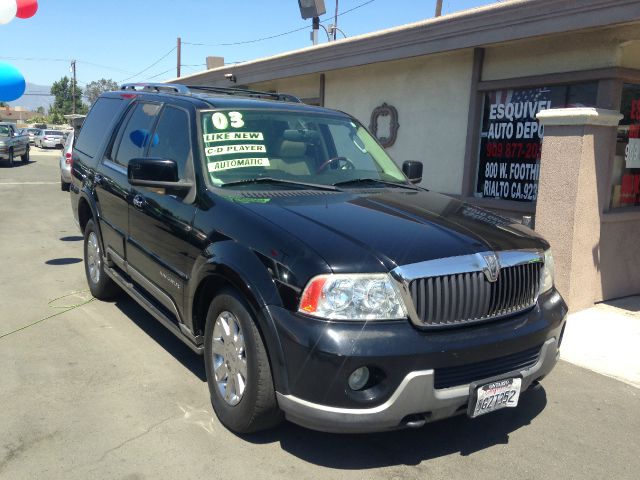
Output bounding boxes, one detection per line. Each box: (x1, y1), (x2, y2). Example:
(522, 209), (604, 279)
(316, 156), (356, 174)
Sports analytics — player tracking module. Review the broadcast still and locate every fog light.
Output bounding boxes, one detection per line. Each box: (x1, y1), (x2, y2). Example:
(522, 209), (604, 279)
(348, 366), (370, 391)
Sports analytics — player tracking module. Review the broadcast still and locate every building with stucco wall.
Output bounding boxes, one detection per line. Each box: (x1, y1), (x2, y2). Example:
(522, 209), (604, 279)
(172, 0), (640, 309)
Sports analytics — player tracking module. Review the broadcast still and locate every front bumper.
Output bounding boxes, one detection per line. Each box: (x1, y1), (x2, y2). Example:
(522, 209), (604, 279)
(267, 289), (567, 433)
(278, 337), (558, 433)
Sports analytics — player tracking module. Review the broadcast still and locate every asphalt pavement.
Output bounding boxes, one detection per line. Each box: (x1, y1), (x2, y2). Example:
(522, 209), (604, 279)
(0, 150), (638, 480)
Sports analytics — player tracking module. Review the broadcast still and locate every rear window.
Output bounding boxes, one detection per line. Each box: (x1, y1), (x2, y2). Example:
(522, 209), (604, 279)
(75, 97), (125, 158)
(45, 130), (63, 136)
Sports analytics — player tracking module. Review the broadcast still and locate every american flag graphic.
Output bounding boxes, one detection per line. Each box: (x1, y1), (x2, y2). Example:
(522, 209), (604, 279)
(489, 88), (551, 111)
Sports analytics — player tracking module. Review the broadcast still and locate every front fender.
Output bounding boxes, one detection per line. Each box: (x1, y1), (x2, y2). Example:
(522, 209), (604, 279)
(187, 240), (290, 393)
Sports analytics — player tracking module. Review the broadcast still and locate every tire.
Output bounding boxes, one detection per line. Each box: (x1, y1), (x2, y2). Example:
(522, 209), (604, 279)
(21, 146), (29, 163)
(7, 149), (13, 168)
(83, 219), (119, 300)
(204, 289), (282, 434)
(61, 177), (70, 192)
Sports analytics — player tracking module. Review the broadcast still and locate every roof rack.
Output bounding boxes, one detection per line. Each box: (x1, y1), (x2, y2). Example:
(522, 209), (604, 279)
(118, 82), (302, 103)
(185, 85), (302, 103)
(120, 83), (191, 94)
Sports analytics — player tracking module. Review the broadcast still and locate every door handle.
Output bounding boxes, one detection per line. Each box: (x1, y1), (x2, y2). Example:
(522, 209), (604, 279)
(94, 173), (103, 185)
(132, 194), (146, 209)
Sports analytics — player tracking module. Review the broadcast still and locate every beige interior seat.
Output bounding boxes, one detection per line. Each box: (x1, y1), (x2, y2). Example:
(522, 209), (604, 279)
(270, 139), (316, 176)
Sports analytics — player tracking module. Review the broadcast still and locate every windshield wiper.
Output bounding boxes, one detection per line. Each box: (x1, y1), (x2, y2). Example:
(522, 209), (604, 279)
(332, 178), (419, 190)
(221, 177), (339, 191)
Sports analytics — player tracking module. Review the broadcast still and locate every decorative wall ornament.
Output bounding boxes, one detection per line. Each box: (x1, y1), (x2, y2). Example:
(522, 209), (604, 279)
(369, 102), (399, 148)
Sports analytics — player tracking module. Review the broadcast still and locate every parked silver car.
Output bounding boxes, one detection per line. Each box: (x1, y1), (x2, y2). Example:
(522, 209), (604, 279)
(21, 128), (41, 144)
(35, 129), (65, 148)
(59, 130), (73, 191)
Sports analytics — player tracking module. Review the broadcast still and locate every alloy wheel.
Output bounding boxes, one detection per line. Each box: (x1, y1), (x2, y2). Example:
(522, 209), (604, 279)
(86, 232), (101, 284)
(211, 311), (248, 406)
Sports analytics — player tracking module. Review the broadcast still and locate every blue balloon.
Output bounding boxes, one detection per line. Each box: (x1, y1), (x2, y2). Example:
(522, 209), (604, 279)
(129, 129), (159, 148)
(0, 63), (26, 102)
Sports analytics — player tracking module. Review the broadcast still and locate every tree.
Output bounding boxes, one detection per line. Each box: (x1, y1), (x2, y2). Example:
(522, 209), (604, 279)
(48, 111), (66, 125)
(36, 106), (45, 114)
(50, 76), (87, 116)
(0, 101), (7, 107)
(28, 115), (47, 125)
(84, 78), (119, 105)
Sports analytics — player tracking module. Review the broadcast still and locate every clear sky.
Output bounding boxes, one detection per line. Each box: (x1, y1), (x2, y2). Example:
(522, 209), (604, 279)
(2, 0), (497, 89)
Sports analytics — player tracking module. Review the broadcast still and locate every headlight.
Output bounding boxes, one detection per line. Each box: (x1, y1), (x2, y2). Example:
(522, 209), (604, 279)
(540, 249), (555, 294)
(299, 273), (406, 320)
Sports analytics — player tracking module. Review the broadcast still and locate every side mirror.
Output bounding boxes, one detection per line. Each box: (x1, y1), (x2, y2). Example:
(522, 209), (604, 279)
(128, 157), (192, 190)
(402, 161), (423, 184)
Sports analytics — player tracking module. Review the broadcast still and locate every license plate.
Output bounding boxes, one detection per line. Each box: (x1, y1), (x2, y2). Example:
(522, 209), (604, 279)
(468, 377), (522, 418)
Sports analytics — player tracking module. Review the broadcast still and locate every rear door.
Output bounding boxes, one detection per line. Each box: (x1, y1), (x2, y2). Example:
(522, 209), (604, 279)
(95, 101), (161, 263)
(127, 104), (197, 319)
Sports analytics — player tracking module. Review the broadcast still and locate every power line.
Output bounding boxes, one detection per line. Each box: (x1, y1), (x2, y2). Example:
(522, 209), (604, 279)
(183, 0), (377, 48)
(118, 46), (177, 83)
(145, 67), (175, 81)
(0, 56), (134, 75)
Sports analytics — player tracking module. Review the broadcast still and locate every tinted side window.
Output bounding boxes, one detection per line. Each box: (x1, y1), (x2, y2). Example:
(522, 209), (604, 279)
(148, 106), (191, 178)
(75, 97), (124, 158)
(113, 102), (160, 167)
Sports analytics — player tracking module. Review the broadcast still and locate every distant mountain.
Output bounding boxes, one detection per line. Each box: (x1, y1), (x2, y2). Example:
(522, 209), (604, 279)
(7, 83), (53, 112)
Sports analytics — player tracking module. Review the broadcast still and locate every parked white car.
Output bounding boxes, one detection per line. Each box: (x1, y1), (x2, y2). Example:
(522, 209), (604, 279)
(35, 129), (65, 148)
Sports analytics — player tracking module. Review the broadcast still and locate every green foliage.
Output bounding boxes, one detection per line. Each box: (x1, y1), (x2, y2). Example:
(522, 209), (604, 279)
(28, 115), (48, 125)
(47, 111), (66, 125)
(36, 106), (45, 114)
(85, 78), (119, 105)
(50, 76), (87, 116)
(0, 101), (7, 107)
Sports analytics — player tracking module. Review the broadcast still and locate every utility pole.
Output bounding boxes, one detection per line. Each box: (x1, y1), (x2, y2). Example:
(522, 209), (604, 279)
(435, 0), (443, 17)
(71, 60), (76, 115)
(177, 37), (182, 78)
(311, 17), (319, 45)
(333, 0), (338, 40)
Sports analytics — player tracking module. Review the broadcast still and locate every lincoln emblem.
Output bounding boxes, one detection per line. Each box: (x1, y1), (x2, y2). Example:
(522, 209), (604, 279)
(481, 253), (500, 282)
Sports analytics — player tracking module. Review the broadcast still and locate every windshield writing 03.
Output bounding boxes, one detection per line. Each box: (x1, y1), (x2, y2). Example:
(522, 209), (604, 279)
(200, 110), (406, 188)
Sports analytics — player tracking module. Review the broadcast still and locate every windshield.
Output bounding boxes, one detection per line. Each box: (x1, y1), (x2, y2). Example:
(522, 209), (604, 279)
(0, 126), (11, 137)
(45, 130), (63, 136)
(200, 110), (407, 188)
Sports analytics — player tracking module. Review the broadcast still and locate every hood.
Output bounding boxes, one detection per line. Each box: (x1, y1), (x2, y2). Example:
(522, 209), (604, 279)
(231, 188), (547, 272)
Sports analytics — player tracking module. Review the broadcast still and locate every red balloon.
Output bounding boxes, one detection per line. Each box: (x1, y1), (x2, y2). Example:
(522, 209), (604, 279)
(16, 0), (38, 19)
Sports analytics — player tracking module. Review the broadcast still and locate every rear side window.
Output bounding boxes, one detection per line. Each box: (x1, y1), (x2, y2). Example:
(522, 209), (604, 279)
(75, 97), (125, 158)
(148, 106), (191, 178)
(112, 102), (161, 167)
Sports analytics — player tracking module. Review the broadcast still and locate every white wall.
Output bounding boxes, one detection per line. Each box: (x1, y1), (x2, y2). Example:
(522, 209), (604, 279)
(482, 25), (639, 80)
(323, 51), (474, 195)
(252, 74), (320, 102)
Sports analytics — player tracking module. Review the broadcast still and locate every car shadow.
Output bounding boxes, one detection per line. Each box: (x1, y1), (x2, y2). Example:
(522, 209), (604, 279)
(45, 257), (83, 265)
(113, 297), (207, 382)
(1, 160), (37, 168)
(241, 385), (547, 468)
(60, 235), (83, 242)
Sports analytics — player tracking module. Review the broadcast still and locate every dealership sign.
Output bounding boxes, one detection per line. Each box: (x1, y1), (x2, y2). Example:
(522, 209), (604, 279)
(476, 83), (597, 202)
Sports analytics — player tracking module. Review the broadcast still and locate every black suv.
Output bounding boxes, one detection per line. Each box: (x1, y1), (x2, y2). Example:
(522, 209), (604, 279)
(70, 83), (567, 434)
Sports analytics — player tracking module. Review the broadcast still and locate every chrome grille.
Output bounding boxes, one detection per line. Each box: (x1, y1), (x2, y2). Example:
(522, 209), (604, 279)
(408, 262), (542, 327)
